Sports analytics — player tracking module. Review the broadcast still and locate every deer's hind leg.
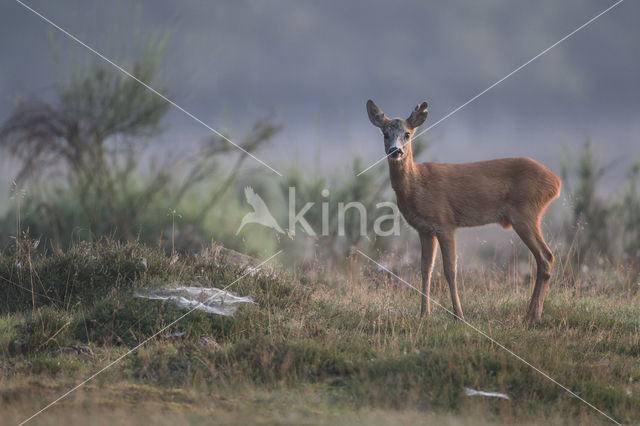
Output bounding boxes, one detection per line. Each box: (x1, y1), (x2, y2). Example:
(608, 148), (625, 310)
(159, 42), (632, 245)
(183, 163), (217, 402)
(437, 230), (464, 320)
(513, 218), (554, 322)
(419, 233), (437, 317)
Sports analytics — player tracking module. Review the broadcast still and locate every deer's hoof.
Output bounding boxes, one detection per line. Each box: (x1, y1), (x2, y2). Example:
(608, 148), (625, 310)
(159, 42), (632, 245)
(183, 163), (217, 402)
(525, 311), (542, 323)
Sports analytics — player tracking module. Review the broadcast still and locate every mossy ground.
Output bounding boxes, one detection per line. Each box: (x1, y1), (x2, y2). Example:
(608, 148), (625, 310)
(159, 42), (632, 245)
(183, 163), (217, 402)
(1, 240), (638, 425)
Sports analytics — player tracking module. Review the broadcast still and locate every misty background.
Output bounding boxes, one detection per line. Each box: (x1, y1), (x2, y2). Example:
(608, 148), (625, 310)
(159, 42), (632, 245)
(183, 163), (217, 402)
(0, 0), (638, 263)
(2, 1), (638, 168)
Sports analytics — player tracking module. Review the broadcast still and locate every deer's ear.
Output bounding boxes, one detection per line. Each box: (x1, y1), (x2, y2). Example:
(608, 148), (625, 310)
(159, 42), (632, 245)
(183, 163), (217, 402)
(406, 101), (428, 129)
(367, 99), (388, 128)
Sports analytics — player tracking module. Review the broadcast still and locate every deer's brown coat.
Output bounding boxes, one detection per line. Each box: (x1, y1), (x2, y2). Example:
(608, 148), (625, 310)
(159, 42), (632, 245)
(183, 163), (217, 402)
(367, 100), (560, 322)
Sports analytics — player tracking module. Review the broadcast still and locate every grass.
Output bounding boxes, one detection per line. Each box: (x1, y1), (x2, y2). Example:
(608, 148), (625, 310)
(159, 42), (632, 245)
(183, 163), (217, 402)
(0, 239), (639, 425)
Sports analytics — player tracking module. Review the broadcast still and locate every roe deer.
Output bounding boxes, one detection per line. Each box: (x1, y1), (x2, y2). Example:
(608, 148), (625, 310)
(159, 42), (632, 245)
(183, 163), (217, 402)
(366, 100), (561, 322)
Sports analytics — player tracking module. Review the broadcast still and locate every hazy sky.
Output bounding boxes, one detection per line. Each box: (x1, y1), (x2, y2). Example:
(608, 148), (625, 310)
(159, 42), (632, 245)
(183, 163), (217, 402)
(1, 0), (639, 178)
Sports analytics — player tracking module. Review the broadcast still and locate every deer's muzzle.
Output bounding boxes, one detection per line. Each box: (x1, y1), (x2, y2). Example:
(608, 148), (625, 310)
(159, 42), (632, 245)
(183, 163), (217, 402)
(388, 146), (403, 159)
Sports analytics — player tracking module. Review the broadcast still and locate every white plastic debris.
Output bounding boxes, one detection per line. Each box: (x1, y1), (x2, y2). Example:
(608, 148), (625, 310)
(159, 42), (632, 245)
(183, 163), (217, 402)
(135, 286), (254, 316)
(465, 387), (510, 400)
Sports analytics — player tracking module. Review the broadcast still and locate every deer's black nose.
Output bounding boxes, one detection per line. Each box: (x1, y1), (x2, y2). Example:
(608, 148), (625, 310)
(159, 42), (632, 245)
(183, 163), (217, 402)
(388, 147), (403, 159)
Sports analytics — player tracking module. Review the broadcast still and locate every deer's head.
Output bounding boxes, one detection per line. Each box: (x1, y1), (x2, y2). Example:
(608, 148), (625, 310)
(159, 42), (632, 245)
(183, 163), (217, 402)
(366, 100), (428, 161)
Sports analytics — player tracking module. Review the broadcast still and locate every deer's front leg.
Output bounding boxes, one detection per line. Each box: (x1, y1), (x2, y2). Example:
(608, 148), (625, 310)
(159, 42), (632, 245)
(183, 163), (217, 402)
(419, 233), (437, 317)
(437, 230), (464, 320)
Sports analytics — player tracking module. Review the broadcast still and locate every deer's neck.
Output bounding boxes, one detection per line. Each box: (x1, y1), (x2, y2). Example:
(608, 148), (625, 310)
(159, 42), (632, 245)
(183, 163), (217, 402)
(388, 155), (417, 198)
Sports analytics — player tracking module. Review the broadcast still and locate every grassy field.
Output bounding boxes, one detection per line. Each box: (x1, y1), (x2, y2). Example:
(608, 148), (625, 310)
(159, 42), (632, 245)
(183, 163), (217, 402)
(1, 240), (638, 425)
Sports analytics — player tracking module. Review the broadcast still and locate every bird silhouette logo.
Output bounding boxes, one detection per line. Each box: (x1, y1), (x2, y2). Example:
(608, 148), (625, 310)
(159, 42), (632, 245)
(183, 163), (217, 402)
(236, 186), (285, 235)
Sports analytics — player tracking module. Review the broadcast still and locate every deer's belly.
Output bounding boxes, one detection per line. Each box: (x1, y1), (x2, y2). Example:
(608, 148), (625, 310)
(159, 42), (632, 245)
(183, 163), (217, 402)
(456, 211), (503, 228)
(398, 200), (505, 232)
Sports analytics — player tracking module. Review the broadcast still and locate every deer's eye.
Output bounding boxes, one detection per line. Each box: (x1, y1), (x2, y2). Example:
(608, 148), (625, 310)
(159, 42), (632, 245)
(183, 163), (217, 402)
(404, 132), (411, 139)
